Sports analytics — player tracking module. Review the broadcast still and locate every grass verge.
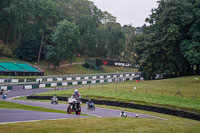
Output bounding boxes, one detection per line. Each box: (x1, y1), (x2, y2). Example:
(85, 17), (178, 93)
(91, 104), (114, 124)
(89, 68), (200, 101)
(0, 100), (67, 114)
(0, 115), (199, 133)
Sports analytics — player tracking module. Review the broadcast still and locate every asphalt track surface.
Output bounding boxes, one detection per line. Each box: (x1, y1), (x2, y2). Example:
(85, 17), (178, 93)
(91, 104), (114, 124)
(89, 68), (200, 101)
(0, 85), (166, 124)
(0, 109), (88, 123)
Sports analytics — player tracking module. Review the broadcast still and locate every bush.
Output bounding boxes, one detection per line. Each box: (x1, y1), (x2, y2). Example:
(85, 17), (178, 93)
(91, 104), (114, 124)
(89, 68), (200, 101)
(0, 43), (12, 57)
(83, 62), (100, 70)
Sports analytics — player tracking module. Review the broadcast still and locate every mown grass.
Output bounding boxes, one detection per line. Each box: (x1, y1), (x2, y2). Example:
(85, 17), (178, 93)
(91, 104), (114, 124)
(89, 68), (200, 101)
(36, 76), (200, 113)
(0, 100), (67, 114)
(43, 65), (137, 76)
(44, 64), (101, 75)
(0, 116), (199, 133)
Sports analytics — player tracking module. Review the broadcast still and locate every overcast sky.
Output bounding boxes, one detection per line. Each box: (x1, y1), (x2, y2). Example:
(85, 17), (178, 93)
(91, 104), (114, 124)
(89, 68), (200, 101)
(89, 0), (159, 27)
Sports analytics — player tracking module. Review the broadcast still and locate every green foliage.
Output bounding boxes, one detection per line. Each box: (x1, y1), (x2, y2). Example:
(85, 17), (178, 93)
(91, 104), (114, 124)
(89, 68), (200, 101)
(16, 38), (39, 61)
(44, 45), (59, 69)
(0, 0), (128, 63)
(180, 40), (200, 65)
(133, 0), (200, 79)
(0, 43), (12, 57)
(83, 61), (100, 70)
(50, 20), (80, 68)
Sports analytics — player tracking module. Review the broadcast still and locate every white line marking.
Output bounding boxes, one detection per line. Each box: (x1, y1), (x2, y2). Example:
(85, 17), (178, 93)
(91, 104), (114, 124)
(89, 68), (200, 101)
(0, 118), (69, 124)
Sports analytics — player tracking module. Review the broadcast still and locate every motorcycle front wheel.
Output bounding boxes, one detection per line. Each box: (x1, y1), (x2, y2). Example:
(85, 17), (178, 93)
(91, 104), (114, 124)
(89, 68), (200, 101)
(67, 106), (72, 114)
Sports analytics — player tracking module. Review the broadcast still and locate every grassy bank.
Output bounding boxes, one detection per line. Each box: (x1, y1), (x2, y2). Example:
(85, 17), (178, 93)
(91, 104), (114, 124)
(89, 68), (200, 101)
(35, 76), (200, 113)
(0, 117), (199, 133)
(0, 101), (66, 114)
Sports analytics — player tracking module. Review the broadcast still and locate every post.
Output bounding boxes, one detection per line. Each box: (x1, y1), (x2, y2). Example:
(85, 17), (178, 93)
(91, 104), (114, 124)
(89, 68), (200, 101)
(145, 88), (147, 94)
(193, 78), (198, 99)
(195, 91), (197, 99)
(102, 85), (103, 92)
(162, 88), (163, 96)
(130, 86), (132, 93)
(115, 85), (117, 93)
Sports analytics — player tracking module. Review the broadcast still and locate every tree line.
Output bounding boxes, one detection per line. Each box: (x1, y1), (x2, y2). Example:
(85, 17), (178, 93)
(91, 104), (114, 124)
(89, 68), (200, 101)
(131, 0), (200, 79)
(2, 0), (199, 80)
(0, 0), (136, 69)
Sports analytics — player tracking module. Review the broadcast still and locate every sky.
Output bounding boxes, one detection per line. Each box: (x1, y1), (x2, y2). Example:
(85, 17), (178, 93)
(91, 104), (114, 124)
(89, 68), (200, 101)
(89, 0), (159, 27)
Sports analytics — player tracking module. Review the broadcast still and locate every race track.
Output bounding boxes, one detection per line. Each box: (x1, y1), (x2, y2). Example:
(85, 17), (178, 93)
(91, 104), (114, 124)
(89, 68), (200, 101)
(0, 109), (88, 124)
(0, 85), (166, 124)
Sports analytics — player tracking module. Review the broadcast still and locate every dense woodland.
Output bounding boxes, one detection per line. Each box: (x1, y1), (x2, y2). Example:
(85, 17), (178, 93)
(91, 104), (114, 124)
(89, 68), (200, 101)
(0, 0), (131, 65)
(131, 0), (200, 79)
(0, 0), (200, 79)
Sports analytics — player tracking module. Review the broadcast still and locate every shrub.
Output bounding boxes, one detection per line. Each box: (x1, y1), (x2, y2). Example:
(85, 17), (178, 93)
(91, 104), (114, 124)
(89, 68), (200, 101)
(0, 43), (12, 57)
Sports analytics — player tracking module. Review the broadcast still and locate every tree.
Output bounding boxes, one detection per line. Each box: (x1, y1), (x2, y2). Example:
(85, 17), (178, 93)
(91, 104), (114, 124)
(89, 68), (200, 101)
(44, 45), (59, 69)
(50, 19), (80, 68)
(104, 22), (125, 59)
(133, 0), (196, 79)
(123, 24), (136, 62)
(180, 0), (200, 74)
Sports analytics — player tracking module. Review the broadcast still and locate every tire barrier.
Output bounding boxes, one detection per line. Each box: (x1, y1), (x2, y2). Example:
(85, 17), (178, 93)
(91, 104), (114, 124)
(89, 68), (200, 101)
(27, 96), (200, 121)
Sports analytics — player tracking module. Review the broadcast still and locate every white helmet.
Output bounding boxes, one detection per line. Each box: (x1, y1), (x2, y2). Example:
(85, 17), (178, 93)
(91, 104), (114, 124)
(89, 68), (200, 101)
(74, 89), (78, 93)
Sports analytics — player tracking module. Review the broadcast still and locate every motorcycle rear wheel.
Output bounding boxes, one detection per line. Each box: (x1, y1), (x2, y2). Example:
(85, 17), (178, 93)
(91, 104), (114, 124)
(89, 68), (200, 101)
(76, 108), (81, 115)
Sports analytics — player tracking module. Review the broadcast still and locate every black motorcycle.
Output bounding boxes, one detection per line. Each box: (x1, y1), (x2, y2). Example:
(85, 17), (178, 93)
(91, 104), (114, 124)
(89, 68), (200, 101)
(67, 96), (81, 115)
(86, 101), (95, 110)
(51, 96), (58, 104)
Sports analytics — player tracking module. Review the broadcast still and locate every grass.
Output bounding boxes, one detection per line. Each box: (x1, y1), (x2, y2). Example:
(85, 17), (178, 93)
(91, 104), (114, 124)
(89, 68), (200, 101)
(0, 57), (24, 62)
(0, 100), (67, 114)
(43, 65), (137, 76)
(101, 66), (138, 73)
(0, 117), (199, 133)
(35, 76), (200, 113)
(44, 64), (101, 75)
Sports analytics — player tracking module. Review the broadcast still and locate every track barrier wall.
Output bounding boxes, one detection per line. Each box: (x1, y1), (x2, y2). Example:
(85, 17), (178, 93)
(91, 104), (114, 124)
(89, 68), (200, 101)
(0, 72), (141, 90)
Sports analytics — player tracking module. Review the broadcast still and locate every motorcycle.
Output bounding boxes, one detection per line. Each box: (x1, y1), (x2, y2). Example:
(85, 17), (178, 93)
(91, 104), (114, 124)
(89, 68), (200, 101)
(67, 96), (81, 115)
(119, 111), (127, 117)
(51, 96), (58, 104)
(2, 93), (7, 100)
(86, 101), (95, 110)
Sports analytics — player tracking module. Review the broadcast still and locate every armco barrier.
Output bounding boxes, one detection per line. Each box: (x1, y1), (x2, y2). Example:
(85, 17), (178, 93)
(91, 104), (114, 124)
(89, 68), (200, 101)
(23, 78), (132, 89)
(0, 72), (140, 90)
(0, 72), (140, 83)
(0, 73), (140, 90)
(0, 85), (12, 90)
(27, 96), (200, 121)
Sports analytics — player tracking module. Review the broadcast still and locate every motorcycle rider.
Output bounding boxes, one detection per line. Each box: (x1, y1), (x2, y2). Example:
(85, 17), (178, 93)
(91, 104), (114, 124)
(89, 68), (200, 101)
(0, 89), (3, 95)
(2, 91), (7, 99)
(119, 109), (127, 117)
(88, 99), (92, 104)
(71, 89), (81, 111)
(87, 99), (93, 108)
(51, 95), (58, 104)
(72, 89), (81, 99)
